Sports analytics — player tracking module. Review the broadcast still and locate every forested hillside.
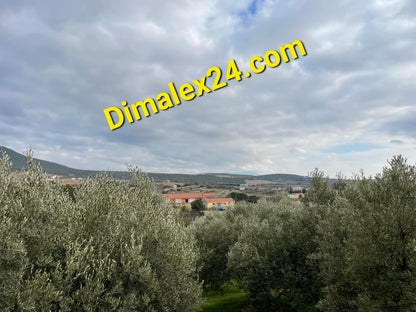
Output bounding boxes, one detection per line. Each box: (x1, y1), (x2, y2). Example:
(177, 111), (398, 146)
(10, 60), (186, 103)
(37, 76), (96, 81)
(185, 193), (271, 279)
(0, 147), (317, 185)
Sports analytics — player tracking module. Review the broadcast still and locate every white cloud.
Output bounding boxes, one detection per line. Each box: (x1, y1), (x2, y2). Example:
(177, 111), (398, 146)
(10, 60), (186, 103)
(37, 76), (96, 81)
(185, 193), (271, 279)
(1, 0), (416, 177)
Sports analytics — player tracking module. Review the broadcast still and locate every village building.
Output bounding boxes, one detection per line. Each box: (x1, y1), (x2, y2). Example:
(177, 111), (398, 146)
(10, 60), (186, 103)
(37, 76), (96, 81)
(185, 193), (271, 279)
(163, 193), (216, 208)
(202, 198), (235, 210)
(288, 192), (304, 199)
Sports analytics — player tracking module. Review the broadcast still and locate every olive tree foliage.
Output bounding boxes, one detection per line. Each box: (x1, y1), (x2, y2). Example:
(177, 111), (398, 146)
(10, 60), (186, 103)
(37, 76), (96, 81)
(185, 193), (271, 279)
(193, 192), (321, 310)
(227, 195), (321, 311)
(190, 155), (416, 311)
(191, 199), (205, 212)
(314, 155), (416, 311)
(191, 202), (256, 291)
(192, 213), (236, 290)
(303, 169), (337, 206)
(0, 152), (202, 312)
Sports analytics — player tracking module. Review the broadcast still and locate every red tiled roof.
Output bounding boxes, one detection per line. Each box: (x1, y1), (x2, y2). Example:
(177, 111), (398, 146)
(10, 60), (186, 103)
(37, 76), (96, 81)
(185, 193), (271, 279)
(163, 193), (217, 199)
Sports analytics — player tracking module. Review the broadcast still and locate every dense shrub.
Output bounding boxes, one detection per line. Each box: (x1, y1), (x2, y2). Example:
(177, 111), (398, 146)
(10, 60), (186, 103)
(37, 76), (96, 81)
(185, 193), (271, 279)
(227, 196), (320, 311)
(4, 150), (416, 311)
(0, 152), (202, 311)
(228, 192), (259, 203)
(196, 156), (416, 311)
(191, 199), (205, 212)
(192, 201), (263, 292)
(193, 194), (320, 311)
(314, 156), (416, 311)
(192, 213), (237, 291)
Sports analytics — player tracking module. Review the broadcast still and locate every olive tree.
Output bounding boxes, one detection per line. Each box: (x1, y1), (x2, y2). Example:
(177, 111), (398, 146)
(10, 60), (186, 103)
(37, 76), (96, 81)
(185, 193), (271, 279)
(0, 152), (202, 312)
(192, 214), (234, 290)
(191, 201), (259, 291)
(227, 196), (321, 311)
(315, 156), (416, 311)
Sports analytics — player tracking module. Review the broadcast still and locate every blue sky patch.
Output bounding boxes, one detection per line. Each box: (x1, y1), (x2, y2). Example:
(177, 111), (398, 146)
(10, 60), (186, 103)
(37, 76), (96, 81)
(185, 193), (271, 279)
(239, 0), (264, 23)
(324, 143), (383, 154)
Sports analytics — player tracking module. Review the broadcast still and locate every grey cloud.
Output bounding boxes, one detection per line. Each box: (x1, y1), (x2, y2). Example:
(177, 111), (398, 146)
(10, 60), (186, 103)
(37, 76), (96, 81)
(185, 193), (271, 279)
(1, 0), (416, 176)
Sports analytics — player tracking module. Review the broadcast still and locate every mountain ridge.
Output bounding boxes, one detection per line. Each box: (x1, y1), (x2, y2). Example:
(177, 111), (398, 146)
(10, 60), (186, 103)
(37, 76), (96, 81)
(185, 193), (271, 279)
(0, 146), (312, 185)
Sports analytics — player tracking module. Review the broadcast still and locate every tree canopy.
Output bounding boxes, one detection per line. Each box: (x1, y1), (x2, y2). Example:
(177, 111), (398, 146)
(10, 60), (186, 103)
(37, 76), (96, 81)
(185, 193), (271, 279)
(0, 152), (202, 312)
(3, 152), (416, 311)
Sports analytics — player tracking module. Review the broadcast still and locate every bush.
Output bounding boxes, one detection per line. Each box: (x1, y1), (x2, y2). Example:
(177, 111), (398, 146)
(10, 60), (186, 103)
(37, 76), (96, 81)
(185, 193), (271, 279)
(0, 152), (202, 311)
(193, 197), (320, 310)
(191, 199), (205, 212)
(195, 155), (416, 311)
(192, 213), (237, 290)
(227, 192), (259, 203)
(227, 197), (320, 311)
(314, 156), (416, 311)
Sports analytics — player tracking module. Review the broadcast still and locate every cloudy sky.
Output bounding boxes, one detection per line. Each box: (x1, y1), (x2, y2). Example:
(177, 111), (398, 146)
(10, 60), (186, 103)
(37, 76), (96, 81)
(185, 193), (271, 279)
(1, 0), (415, 177)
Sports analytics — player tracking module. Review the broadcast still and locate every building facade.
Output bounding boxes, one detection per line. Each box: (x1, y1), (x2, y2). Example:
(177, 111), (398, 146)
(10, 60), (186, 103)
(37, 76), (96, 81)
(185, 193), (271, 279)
(163, 193), (217, 208)
(202, 197), (235, 210)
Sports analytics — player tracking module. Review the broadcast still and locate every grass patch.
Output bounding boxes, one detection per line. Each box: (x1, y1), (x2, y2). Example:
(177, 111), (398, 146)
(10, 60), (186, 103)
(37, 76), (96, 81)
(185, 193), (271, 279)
(200, 282), (247, 312)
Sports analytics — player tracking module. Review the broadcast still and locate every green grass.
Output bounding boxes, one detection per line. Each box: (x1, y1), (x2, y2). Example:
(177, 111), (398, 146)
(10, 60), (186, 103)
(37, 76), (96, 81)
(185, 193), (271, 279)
(200, 283), (247, 312)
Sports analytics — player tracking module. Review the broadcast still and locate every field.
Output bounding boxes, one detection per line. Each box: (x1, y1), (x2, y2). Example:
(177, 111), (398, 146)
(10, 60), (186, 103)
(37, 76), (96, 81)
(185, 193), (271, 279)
(200, 283), (247, 312)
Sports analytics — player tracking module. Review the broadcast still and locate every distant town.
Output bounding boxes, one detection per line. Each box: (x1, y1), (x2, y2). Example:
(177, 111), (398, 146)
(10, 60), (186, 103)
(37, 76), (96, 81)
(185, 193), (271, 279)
(2, 146), (312, 209)
(162, 186), (308, 211)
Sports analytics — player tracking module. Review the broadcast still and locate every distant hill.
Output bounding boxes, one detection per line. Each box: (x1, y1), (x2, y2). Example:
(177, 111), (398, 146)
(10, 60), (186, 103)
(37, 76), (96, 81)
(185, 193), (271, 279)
(202, 173), (255, 179)
(255, 173), (312, 184)
(0, 146), (245, 184)
(0, 146), (314, 185)
(0, 146), (89, 176)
